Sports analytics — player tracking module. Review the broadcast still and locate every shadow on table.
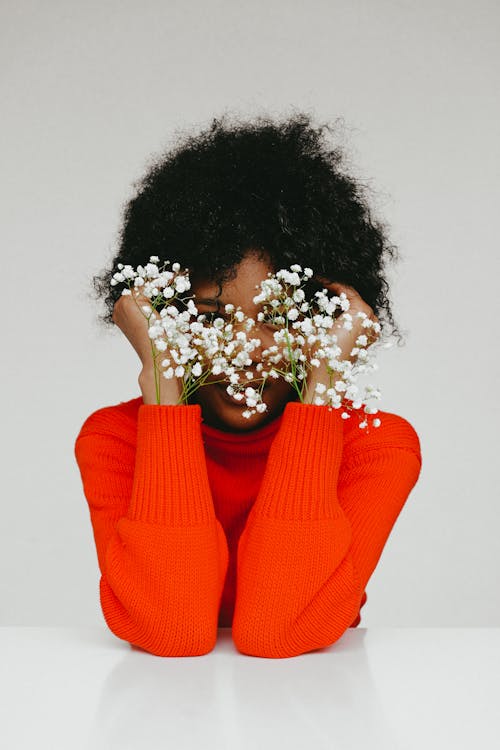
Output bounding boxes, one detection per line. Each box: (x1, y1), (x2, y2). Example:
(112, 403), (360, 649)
(85, 627), (401, 749)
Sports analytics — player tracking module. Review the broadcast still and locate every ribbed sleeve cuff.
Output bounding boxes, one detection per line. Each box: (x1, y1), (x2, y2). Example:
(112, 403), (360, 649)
(252, 402), (345, 520)
(126, 404), (215, 526)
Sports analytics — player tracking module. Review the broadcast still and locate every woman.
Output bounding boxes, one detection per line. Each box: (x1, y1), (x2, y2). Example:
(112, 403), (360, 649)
(74, 112), (422, 658)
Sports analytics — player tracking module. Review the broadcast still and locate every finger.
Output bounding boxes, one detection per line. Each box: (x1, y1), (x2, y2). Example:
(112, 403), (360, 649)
(312, 276), (361, 301)
(324, 283), (359, 300)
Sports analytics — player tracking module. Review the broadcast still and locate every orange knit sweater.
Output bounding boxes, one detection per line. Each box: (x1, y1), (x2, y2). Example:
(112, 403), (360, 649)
(74, 396), (422, 658)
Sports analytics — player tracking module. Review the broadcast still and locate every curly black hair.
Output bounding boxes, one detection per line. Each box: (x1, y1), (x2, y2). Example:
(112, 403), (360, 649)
(91, 110), (405, 344)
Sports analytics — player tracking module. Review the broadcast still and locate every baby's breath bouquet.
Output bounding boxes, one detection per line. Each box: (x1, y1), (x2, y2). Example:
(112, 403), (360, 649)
(252, 265), (385, 429)
(111, 256), (389, 431)
(111, 257), (267, 413)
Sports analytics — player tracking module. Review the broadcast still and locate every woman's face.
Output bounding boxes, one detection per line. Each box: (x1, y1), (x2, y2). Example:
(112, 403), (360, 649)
(187, 253), (299, 432)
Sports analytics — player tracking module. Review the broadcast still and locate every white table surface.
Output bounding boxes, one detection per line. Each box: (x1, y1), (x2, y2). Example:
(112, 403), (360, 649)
(1, 626), (498, 749)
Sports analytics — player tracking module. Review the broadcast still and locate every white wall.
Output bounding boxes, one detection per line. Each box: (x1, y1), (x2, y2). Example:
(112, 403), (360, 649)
(1, 0), (498, 626)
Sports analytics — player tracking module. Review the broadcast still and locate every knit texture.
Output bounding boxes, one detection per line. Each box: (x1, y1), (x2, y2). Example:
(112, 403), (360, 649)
(74, 396), (422, 658)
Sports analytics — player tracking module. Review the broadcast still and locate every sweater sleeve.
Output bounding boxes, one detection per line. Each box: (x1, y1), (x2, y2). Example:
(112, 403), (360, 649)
(74, 404), (229, 657)
(232, 401), (422, 658)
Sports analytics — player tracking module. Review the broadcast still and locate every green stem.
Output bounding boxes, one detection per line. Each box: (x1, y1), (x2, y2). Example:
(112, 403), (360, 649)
(283, 324), (304, 402)
(150, 340), (161, 404)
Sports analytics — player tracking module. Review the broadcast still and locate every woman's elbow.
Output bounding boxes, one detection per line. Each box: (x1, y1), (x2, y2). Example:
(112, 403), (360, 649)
(127, 632), (217, 657)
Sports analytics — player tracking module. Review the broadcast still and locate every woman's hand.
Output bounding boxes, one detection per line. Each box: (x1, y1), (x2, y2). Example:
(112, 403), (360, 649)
(303, 279), (380, 404)
(112, 293), (160, 366)
(112, 293), (183, 405)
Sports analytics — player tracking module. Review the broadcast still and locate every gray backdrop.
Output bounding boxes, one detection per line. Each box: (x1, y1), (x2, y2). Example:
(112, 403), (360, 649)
(1, 0), (498, 626)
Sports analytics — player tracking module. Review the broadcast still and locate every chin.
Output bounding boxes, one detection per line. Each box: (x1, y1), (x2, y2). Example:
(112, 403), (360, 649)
(190, 383), (286, 432)
(218, 408), (272, 432)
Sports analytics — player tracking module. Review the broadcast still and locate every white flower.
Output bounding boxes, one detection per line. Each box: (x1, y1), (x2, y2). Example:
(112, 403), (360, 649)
(276, 269), (301, 286)
(174, 276), (190, 293)
(191, 362), (202, 377)
(144, 262), (159, 277)
(122, 265), (136, 279)
(340, 295), (350, 312)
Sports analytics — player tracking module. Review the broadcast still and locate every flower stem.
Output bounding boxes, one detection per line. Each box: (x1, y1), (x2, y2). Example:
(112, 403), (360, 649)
(149, 340), (161, 404)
